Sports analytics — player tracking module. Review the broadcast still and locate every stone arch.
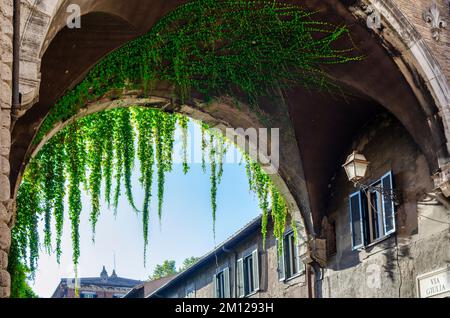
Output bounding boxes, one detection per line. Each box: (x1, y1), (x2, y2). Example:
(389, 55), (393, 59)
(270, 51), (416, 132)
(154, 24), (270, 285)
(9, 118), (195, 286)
(6, 0), (450, 279)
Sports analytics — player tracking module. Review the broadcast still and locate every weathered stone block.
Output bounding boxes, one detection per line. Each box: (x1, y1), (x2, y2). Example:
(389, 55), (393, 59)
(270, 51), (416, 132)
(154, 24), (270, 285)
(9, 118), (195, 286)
(0, 34), (12, 55)
(0, 155), (9, 175)
(0, 127), (11, 157)
(0, 175), (9, 201)
(0, 63), (11, 81)
(0, 286), (10, 298)
(0, 222), (10, 251)
(1, 44), (12, 63)
(0, 0), (13, 18)
(0, 270), (10, 288)
(0, 202), (10, 224)
(0, 109), (10, 127)
(0, 16), (13, 37)
(0, 82), (11, 107)
(0, 249), (7, 270)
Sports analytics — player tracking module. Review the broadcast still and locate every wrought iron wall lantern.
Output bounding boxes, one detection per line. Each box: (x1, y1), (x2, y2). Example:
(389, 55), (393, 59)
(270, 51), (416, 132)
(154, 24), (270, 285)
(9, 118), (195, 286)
(342, 151), (401, 205)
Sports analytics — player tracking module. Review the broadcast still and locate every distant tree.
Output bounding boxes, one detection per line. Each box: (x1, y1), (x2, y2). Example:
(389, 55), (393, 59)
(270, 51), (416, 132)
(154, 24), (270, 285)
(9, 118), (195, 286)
(180, 257), (200, 271)
(150, 260), (177, 280)
(149, 257), (199, 280)
(8, 243), (38, 298)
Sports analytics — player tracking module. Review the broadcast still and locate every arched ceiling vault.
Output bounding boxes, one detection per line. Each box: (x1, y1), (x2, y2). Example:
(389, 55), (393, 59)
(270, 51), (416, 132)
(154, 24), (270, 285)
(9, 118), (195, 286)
(10, 0), (449, 236)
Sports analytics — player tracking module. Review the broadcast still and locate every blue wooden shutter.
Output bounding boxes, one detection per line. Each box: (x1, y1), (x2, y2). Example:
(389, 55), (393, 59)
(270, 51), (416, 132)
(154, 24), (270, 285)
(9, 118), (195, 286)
(252, 249), (260, 292)
(236, 258), (244, 298)
(223, 268), (230, 298)
(213, 274), (218, 298)
(381, 171), (396, 235)
(349, 191), (364, 249)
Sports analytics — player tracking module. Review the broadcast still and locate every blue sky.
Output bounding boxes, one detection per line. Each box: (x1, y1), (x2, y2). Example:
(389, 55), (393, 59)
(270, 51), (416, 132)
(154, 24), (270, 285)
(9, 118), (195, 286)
(32, 120), (261, 297)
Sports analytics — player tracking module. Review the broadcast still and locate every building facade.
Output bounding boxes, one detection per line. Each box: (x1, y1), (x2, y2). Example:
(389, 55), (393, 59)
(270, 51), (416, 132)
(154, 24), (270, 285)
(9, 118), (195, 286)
(316, 113), (450, 298)
(150, 114), (450, 299)
(149, 215), (309, 298)
(51, 266), (142, 298)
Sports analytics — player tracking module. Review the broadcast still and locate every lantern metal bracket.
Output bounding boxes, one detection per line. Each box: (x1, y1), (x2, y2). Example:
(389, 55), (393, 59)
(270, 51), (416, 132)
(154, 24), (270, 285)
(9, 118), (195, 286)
(354, 182), (402, 206)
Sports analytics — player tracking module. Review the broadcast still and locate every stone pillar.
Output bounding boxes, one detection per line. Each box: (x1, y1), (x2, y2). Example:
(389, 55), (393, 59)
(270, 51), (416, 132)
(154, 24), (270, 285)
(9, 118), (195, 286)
(0, 0), (14, 298)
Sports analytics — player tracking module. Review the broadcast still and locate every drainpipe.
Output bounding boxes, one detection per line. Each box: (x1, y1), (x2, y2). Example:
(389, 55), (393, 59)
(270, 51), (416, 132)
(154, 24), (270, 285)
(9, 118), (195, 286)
(306, 237), (324, 298)
(221, 246), (237, 297)
(12, 0), (21, 123)
(306, 264), (313, 298)
(311, 262), (322, 298)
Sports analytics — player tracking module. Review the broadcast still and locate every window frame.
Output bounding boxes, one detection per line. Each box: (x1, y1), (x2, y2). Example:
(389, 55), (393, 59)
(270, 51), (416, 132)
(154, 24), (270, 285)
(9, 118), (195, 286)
(237, 248), (259, 297)
(286, 231), (302, 279)
(349, 171), (396, 250)
(79, 291), (97, 298)
(277, 231), (304, 281)
(214, 267), (230, 298)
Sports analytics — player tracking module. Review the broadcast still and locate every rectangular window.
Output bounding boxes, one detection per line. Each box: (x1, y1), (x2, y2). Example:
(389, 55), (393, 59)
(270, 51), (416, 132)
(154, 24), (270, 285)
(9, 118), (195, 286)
(243, 253), (254, 295)
(286, 232), (301, 278)
(237, 249), (259, 297)
(80, 292), (97, 298)
(277, 232), (303, 281)
(349, 171), (396, 249)
(214, 267), (230, 298)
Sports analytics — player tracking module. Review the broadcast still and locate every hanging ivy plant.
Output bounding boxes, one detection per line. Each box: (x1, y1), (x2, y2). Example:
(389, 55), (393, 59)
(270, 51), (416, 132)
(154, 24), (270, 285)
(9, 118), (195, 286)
(178, 115), (190, 175)
(12, 106), (299, 282)
(34, 0), (358, 145)
(11, 0), (361, 292)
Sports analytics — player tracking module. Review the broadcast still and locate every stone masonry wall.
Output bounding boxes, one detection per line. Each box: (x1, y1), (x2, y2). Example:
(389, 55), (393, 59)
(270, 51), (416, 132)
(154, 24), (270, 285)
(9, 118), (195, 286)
(394, 0), (449, 80)
(0, 0), (13, 299)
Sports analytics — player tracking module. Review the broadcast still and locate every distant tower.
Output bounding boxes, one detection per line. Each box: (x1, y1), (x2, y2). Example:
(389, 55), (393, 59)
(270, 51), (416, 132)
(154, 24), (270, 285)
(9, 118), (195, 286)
(100, 266), (108, 282)
(110, 253), (118, 278)
(111, 269), (118, 279)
